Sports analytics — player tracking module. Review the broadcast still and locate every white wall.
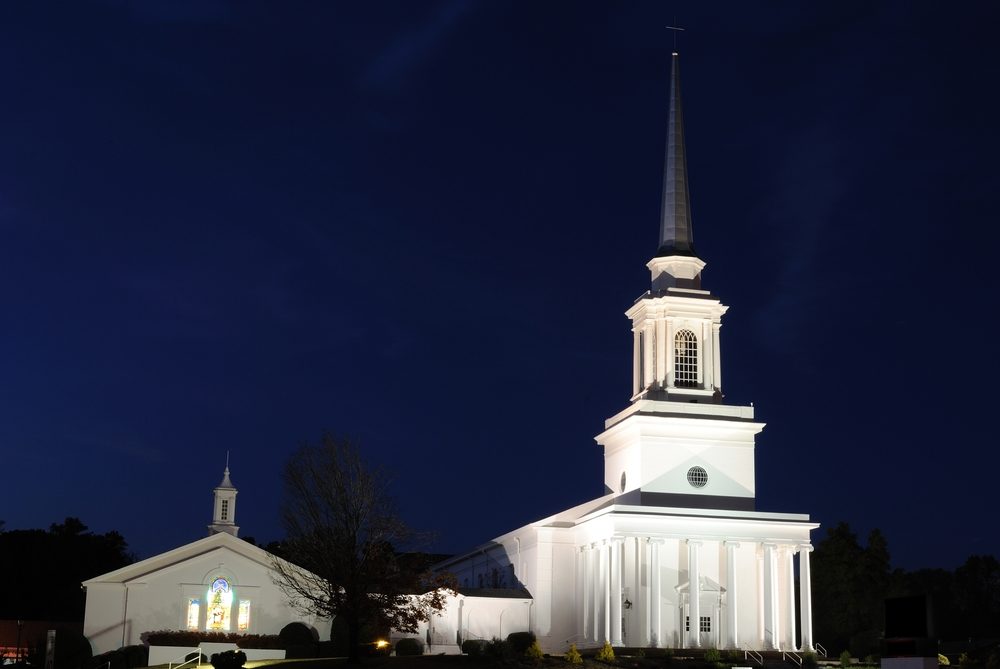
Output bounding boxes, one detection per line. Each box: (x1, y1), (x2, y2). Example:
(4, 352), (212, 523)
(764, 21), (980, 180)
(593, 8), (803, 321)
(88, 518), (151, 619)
(84, 545), (329, 655)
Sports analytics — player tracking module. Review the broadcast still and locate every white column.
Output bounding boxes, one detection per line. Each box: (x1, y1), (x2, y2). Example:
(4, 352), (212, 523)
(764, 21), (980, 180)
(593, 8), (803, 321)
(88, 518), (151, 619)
(632, 330), (641, 396)
(762, 543), (777, 650)
(592, 544), (601, 642)
(578, 547), (587, 641)
(701, 321), (711, 390)
(603, 541), (611, 643)
(665, 319), (674, 387)
(799, 545), (814, 652)
(725, 541), (740, 649)
(785, 546), (797, 651)
(645, 539), (653, 646)
(642, 324), (654, 391)
(688, 540), (701, 648)
(756, 548), (764, 647)
(651, 539), (662, 647)
(635, 537), (648, 647)
(712, 322), (723, 391)
(655, 319), (667, 385)
(611, 539), (623, 645)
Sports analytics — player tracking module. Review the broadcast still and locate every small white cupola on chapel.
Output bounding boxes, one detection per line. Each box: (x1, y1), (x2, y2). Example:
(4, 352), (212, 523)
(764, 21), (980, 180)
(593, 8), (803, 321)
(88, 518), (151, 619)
(208, 453), (239, 537)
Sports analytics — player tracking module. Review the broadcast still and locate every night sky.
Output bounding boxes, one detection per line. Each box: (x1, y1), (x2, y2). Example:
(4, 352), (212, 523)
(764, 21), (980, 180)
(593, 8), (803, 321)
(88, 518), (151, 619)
(3, 1), (999, 572)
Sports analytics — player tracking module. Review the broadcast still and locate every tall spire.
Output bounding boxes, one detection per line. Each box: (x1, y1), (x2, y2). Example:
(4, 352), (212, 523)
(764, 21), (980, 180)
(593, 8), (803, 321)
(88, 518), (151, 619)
(657, 52), (695, 257)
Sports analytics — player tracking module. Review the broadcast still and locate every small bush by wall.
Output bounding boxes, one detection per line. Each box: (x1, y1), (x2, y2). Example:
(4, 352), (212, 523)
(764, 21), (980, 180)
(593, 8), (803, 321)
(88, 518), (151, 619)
(144, 630), (280, 648)
(395, 638), (424, 656)
(278, 622), (317, 647)
(209, 650), (247, 669)
(487, 638), (513, 661)
(507, 631), (536, 655)
(462, 639), (488, 657)
(565, 644), (583, 665)
(30, 628), (92, 669)
(595, 641), (615, 663)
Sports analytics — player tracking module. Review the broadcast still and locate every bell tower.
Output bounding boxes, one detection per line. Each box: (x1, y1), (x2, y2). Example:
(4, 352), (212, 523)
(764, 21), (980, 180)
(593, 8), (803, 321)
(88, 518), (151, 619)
(597, 53), (764, 509)
(207, 456), (239, 537)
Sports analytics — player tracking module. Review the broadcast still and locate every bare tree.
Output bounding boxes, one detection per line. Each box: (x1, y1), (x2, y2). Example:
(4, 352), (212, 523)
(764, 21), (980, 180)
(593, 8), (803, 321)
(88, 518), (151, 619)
(269, 435), (453, 661)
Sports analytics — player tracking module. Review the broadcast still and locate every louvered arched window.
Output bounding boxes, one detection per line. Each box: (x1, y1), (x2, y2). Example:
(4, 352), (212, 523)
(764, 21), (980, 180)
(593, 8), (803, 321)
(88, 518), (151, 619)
(674, 329), (698, 388)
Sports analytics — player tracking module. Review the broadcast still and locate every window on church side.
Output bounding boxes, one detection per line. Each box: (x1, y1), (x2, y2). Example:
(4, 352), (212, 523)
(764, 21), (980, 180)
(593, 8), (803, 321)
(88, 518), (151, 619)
(207, 578), (233, 631)
(186, 599), (200, 630)
(221, 499), (229, 521)
(674, 329), (698, 388)
(238, 600), (250, 631)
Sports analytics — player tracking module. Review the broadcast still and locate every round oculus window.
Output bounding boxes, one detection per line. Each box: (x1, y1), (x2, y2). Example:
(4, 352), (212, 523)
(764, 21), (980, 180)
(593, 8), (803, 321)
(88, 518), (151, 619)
(687, 466), (708, 488)
(620, 471), (627, 493)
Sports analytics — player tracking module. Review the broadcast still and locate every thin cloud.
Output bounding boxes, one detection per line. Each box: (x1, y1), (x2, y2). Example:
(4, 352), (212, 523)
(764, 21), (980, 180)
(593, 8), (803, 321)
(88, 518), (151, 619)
(363, 0), (475, 92)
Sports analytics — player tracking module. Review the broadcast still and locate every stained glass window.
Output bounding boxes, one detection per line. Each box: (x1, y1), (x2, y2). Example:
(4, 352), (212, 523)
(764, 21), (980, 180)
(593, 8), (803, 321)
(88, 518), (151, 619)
(206, 578), (232, 631)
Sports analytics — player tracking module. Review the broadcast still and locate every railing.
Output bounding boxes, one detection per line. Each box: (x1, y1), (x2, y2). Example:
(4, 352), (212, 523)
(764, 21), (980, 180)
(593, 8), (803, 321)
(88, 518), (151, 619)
(815, 643), (828, 658)
(783, 651), (803, 666)
(168, 647), (202, 669)
(744, 648), (764, 665)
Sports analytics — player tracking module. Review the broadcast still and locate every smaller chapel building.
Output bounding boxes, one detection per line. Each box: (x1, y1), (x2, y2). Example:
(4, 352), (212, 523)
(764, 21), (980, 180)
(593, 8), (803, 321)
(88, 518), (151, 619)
(424, 53), (819, 655)
(83, 466), (330, 655)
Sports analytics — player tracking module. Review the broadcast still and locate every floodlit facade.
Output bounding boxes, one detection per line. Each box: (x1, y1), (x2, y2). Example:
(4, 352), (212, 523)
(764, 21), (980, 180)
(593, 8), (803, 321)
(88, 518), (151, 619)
(425, 53), (818, 654)
(82, 467), (330, 656)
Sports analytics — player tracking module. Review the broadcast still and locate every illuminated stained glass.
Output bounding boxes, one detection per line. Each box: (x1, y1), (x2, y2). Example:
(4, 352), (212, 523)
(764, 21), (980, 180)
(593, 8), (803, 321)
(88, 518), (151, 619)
(186, 599), (200, 630)
(238, 600), (250, 631)
(206, 578), (233, 631)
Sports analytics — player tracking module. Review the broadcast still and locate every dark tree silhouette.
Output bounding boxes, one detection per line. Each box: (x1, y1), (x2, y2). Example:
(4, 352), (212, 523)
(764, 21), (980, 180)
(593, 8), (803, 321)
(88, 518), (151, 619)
(0, 518), (134, 621)
(269, 435), (453, 662)
(811, 522), (891, 656)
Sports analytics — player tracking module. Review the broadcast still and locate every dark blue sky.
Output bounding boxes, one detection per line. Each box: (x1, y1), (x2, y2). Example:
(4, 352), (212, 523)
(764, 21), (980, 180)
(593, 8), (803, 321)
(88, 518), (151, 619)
(2, 1), (998, 571)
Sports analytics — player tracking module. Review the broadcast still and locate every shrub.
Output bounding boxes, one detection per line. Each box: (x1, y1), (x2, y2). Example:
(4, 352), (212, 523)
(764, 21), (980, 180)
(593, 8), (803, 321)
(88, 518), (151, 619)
(234, 634), (282, 649)
(705, 649), (722, 663)
(210, 650), (246, 669)
(462, 639), (488, 657)
(185, 652), (209, 664)
(596, 641), (616, 663)
(395, 638), (424, 656)
(940, 655), (951, 666)
(31, 629), (93, 669)
(841, 650), (853, 668)
(566, 644), (583, 665)
(487, 638), (514, 661)
(508, 631), (537, 655)
(526, 640), (544, 661)
(803, 651), (819, 669)
(279, 622), (317, 647)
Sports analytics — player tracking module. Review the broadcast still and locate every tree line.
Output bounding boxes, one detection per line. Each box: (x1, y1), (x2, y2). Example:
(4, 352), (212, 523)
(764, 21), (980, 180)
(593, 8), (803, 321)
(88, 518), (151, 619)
(812, 521), (1000, 657)
(0, 518), (135, 621)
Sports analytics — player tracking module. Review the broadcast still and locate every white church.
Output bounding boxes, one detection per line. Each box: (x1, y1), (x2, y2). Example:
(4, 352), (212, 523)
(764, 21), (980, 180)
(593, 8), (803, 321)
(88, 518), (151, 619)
(414, 52), (819, 655)
(82, 466), (331, 657)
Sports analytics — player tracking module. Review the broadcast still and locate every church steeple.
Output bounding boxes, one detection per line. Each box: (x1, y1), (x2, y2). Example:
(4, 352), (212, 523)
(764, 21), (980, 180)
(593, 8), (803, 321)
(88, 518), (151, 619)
(626, 51), (727, 402)
(657, 52), (695, 258)
(208, 456), (239, 537)
(648, 52), (705, 293)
